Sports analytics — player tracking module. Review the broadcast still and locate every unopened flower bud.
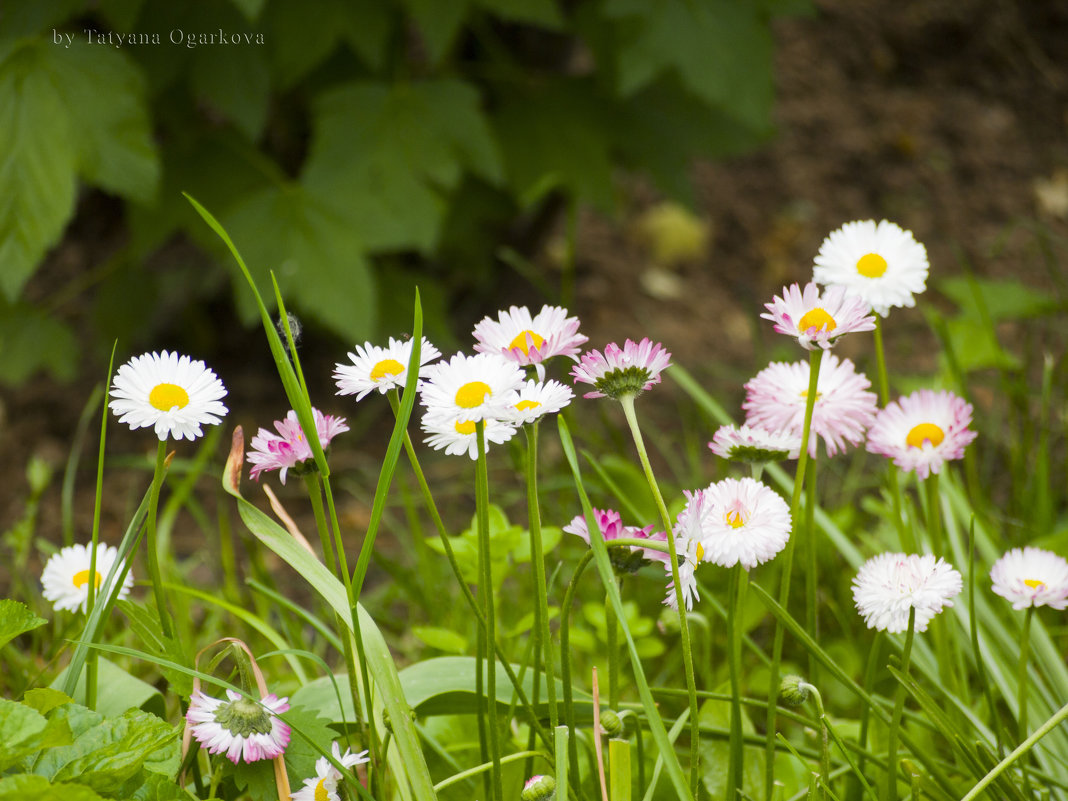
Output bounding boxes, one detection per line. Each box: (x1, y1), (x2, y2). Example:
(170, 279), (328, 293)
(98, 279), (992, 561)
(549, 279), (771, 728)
(779, 675), (811, 707)
(521, 774), (556, 801)
(600, 709), (623, 737)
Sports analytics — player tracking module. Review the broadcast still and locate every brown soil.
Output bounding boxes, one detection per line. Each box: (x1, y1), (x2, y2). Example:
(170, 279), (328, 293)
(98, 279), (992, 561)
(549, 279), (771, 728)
(3, 0), (1068, 587)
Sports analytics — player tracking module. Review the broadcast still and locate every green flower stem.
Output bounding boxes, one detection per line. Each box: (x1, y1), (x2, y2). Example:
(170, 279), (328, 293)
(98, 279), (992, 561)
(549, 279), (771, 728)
(476, 421), (503, 801)
(873, 317), (913, 552)
(803, 682), (832, 801)
(873, 315), (891, 405)
(1017, 605), (1035, 794)
(959, 697), (1068, 801)
(145, 440), (176, 643)
(392, 412), (553, 754)
(924, 473), (943, 557)
(302, 474), (337, 574)
(765, 347), (823, 799)
(618, 394), (700, 794)
(886, 608), (916, 801)
(525, 423), (558, 729)
(726, 565), (748, 801)
(805, 452), (819, 684)
(606, 594), (619, 709)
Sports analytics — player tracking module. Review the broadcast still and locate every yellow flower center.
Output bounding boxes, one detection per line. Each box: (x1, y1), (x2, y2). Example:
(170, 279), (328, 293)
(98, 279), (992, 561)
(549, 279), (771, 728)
(856, 253), (888, 278)
(515, 399), (541, 412)
(315, 777), (329, 801)
(1024, 578), (1045, 590)
(72, 569), (102, 589)
(725, 510), (747, 529)
(799, 390), (822, 401)
(149, 383), (190, 412)
(370, 358), (405, 381)
(695, 543), (705, 561)
(797, 307), (837, 333)
(455, 381), (492, 408)
(509, 330), (545, 355)
(454, 420), (477, 435)
(906, 422), (944, 449)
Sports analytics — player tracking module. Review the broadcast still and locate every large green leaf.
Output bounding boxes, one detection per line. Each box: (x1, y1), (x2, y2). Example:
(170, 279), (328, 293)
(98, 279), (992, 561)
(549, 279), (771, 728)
(0, 300), (78, 385)
(51, 656), (166, 720)
(302, 79), (503, 252)
(0, 599), (47, 650)
(698, 691), (765, 800)
(222, 184), (375, 343)
(0, 775), (106, 801)
(601, 0), (775, 135)
(189, 44), (271, 139)
(0, 698), (70, 771)
(0, 39), (157, 300)
(940, 276), (1063, 322)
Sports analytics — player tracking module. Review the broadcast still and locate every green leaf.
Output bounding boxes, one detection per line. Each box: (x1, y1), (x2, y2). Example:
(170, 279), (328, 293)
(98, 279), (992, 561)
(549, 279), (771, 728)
(228, 0), (266, 21)
(399, 0), (470, 65)
(303, 79), (503, 252)
(476, 0), (562, 27)
(0, 300), (78, 384)
(222, 185), (375, 343)
(490, 78), (617, 210)
(189, 44), (271, 139)
(51, 656), (166, 720)
(602, 0), (775, 134)
(115, 600), (191, 698)
(21, 689), (73, 717)
(0, 697), (74, 772)
(412, 626), (468, 654)
(0, 775), (107, 801)
(0, 599), (46, 650)
(941, 317), (1019, 373)
(698, 691), (765, 800)
(0, 39), (157, 300)
(939, 276), (1062, 322)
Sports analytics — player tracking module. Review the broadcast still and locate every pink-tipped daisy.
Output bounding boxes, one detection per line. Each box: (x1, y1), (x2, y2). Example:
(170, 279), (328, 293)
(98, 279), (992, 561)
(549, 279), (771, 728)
(852, 552), (962, 633)
(743, 354), (878, 458)
(990, 547), (1068, 610)
(421, 412), (518, 460)
(473, 305), (588, 380)
(186, 689), (291, 764)
(247, 408), (349, 484)
(700, 477), (791, 570)
(291, 741), (370, 801)
(334, 336), (441, 401)
(761, 282), (876, 350)
(813, 220), (930, 316)
(709, 424), (801, 462)
(40, 543), (133, 613)
(865, 389), (976, 479)
(571, 338), (672, 401)
(419, 352), (526, 423)
(504, 379), (574, 425)
(564, 508), (668, 570)
(109, 351), (228, 441)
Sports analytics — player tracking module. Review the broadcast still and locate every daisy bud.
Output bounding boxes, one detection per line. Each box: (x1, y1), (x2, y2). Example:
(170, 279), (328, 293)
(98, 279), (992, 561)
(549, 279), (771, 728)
(600, 709), (624, 737)
(521, 774), (556, 801)
(779, 675), (811, 707)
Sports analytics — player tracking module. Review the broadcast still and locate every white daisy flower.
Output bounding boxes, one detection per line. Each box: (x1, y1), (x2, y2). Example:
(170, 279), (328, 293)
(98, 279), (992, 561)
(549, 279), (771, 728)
(990, 547), (1068, 610)
(109, 351), (228, 441)
(761, 282), (876, 350)
(334, 337), (441, 401)
(709, 424), (801, 462)
(419, 352), (525, 424)
(503, 379), (574, 425)
(472, 305), (587, 380)
(186, 688), (291, 764)
(664, 491), (707, 611)
(852, 552), (962, 633)
(291, 741), (370, 801)
(813, 219), (930, 316)
(421, 412), (518, 460)
(700, 477), (791, 570)
(40, 543), (133, 613)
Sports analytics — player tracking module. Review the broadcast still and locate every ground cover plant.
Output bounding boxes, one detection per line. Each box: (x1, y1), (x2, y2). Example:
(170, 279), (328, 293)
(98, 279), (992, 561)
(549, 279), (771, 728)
(3, 200), (1068, 801)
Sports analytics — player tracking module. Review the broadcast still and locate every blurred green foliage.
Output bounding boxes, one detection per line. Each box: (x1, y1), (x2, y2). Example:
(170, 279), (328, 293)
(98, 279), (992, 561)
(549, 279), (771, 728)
(0, 0), (811, 385)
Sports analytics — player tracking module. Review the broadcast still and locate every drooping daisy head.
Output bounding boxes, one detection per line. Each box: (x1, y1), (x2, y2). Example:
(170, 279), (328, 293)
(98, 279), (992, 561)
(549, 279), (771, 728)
(700, 477), (791, 570)
(761, 282), (876, 351)
(865, 389), (976, 479)
(291, 741), (370, 801)
(247, 408), (349, 485)
(421, 412), (518, 460)
(186, 688), (290, 764)
(664, 493), (707, 611)
(40, 543), (133, 613)
(109, 351), (228, 441)
(503, 379), (574, 426)
(472, 305), (588, 379)
(571, 338), (672, 401)
(743, 354), (878, 458)
(813, 220), (930, 317)
(852, 552), (962, 633)
(564, 507), (668, 571)
(990, 547), (1068, 611)
(334, 336), (441, 401)
(709, 424), (801, 463)
(419, 352), (526, 424)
